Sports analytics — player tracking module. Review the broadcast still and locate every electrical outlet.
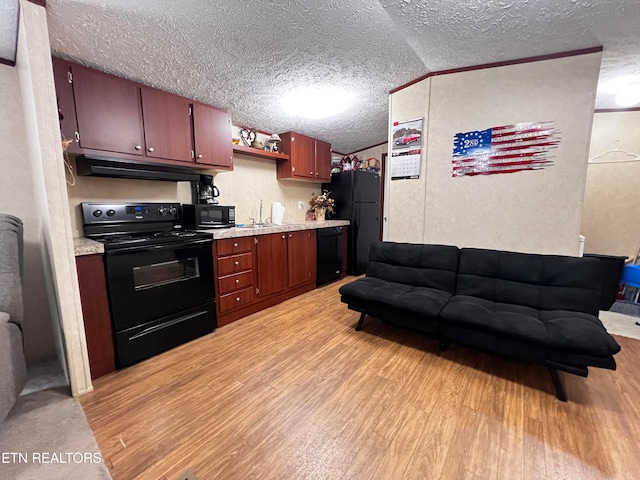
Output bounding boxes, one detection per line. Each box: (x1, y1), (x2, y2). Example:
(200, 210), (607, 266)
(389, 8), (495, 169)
(177, 471), (198, 480)
(298, 201), (304, 209)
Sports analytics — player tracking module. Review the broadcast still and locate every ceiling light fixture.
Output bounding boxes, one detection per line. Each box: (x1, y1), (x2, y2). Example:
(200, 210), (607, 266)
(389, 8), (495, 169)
(615, 84), (640, 107)
(281, 86), (352, 120)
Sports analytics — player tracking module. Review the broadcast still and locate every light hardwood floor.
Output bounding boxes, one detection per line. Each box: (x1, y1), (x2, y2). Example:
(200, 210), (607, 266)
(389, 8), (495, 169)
(80, 277), (640, 480)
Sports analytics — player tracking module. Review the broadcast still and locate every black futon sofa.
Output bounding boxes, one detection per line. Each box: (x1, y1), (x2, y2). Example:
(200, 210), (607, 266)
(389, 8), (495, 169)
(339, 241), (621, 401)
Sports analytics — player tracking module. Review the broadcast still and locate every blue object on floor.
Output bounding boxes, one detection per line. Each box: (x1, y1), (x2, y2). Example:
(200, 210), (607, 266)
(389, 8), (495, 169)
(622, 264), (640, 289)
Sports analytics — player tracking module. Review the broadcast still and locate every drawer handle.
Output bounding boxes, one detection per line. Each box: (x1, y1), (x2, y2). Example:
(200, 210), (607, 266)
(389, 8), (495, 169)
(235, 279), (240, 284)
(148, 147), (154, 153)
(233, 242), (238, 247)
(234, 261), (239, 266)
(236, 297), (240, 302)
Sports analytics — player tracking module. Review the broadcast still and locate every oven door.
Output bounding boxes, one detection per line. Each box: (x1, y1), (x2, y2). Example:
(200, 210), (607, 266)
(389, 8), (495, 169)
(104, 239), (214, 332)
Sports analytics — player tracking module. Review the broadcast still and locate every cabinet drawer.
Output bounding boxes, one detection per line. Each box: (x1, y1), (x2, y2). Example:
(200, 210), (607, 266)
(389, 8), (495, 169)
(217, 237), (253, 256)
(219, 287), (254, 313)
(218, 271), (253, 295)
(217, 253), (252, 276)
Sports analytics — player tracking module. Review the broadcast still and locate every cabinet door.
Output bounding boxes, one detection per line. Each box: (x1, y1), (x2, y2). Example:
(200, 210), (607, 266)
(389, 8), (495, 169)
(76, 255), (115, 380)
(315, 139), (332, 181)
(288, 230), (317, 288)
(193, 102), (233, 169)
(256, 233), (288, 297)
(291, 133), (315, 179)
(52, 58), (80, 154)
(72, 65), (145, 155)
(141, 88), (193, 162)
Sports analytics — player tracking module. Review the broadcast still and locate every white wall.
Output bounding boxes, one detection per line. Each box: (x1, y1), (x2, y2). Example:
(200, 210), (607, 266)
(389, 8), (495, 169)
(581, 111), (640, 259)
(17, 0), (91, 395)
(348, 143), (387, 163)
(387, 78), (431, 243)
(212, 153), (318, 224)
(388, 52), (602, 256)
(67, 164), (192, 237)
(0, 63), (56, 364)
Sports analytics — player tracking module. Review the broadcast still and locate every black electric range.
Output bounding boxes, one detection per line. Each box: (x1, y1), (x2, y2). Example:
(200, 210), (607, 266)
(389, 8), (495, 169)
(81, 202), (216, 368)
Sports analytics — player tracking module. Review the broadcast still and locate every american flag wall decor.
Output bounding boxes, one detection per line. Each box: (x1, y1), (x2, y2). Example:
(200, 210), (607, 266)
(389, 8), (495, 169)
(452, 121), (561, 177)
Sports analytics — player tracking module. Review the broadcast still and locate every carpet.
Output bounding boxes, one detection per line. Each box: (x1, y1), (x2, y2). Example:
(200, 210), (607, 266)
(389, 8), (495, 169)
(0, 387), (111, 480)
(600, 309), (640, 341)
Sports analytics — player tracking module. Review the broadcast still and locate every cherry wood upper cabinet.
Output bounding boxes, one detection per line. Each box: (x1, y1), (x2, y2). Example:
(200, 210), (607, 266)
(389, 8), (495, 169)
(140, 88), (192, 163)
(314, 139), (332, 181)
(193, 102), (233, 169)
(52, 57), (81, 154)
(276, 131), (332, 182)
(256, 233), (288, 297)
(287, 230), (317, 288)
(72, 65), (145, 156)
(51, 57), (233, 168)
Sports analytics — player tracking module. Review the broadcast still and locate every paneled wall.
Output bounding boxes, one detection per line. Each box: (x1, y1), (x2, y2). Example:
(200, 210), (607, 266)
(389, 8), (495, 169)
(581, 111), (640, 259)
(388, 52), (602, 256)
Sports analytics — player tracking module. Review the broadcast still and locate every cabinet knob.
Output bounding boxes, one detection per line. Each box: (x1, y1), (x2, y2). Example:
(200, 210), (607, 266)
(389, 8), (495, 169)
(134, 145), (142, 150)
(236, 297), (240, 302)
(234, 261), (239, 266)
(289, 234), (292, 238)
(233, 242), (238, 247)
(235, 279), (240, 284)
(310, 171), (313, 175)
(148, 147), (154, 153)
(282, 235), (285, 238)
(316, 172), (319, 176)
(198, 154), (203, 159)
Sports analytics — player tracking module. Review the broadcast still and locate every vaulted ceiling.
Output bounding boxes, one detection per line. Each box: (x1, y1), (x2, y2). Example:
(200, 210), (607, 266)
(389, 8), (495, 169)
(47, 0), (640, 154)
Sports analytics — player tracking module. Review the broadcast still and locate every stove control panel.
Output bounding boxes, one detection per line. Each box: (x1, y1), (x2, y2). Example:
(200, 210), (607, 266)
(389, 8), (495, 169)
(82, 202), (182, 225)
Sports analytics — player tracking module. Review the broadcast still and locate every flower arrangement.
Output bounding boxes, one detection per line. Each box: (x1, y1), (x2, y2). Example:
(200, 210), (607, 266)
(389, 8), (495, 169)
(309, 190), (335, 216)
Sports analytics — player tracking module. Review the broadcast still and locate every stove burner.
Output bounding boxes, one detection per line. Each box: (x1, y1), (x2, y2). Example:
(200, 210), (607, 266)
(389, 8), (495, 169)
(82, 203), (212, 250)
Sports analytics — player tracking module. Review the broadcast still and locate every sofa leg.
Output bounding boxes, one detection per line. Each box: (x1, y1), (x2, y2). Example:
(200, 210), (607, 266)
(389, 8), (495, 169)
(355, 312), (366, 331)
(549, 368), (568, 402)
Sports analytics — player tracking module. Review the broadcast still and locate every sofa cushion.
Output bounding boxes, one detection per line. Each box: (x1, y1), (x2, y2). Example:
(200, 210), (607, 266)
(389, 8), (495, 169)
(0, 312), (28, 423)
(366, 241), (460, 294)
(440, 295), (620, 357)
(456, 248), (601, 316)
(339, 277), (452, 318)
(0, 215), (24, 326)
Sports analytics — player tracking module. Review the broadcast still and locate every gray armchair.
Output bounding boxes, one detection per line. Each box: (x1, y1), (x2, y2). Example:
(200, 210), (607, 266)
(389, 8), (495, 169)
(0, 214), (27, 423)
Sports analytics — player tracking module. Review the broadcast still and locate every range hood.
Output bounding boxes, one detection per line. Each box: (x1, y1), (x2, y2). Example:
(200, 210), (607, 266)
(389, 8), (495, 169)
(75, 155), (200, 182)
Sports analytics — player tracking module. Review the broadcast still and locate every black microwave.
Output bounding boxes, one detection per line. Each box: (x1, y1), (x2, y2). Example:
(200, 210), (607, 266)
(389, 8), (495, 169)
(182, 204), (235, 229)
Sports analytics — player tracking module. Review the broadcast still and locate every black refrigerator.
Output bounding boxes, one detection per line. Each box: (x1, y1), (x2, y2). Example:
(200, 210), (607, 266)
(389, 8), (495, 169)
(324, 170), (380, 276)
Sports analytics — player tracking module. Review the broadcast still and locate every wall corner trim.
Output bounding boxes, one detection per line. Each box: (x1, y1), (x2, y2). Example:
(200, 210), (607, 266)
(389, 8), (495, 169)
(595, 107), (640, 113)
(389, 46), (604, 95)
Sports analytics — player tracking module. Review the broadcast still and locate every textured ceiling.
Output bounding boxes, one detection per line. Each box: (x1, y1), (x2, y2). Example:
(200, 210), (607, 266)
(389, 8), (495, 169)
(46, 0), (640, 154)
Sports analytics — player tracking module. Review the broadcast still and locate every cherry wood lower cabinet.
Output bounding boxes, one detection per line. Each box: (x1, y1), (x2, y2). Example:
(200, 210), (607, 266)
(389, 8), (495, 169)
(214, 231), (318, 326)
(287, 230), (317, 288)
(256, 233), (288, 297)
(75, 254), (115, 380)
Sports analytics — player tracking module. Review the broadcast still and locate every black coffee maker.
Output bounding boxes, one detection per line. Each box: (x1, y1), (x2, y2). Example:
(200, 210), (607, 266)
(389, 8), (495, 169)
(196, 174), (220, 204)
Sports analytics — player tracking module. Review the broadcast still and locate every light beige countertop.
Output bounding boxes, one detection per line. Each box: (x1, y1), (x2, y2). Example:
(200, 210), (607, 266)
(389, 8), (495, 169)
(201, 220), (350, 240)
(73, 220), (348, 255)
(73, 237), (104, 256)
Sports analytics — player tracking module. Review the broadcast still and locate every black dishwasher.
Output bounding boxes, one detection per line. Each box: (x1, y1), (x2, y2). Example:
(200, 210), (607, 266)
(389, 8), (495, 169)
(317, 226), (344, 286)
